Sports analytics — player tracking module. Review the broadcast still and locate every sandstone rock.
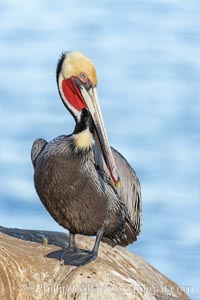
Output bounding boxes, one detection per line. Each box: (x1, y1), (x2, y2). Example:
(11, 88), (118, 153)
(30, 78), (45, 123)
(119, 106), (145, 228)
(0, 226), (190, 300)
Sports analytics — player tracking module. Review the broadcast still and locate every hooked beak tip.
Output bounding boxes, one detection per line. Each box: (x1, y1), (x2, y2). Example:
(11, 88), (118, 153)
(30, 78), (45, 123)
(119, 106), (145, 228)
(115, 178), (121, 188)
(111, 171), (121, 187)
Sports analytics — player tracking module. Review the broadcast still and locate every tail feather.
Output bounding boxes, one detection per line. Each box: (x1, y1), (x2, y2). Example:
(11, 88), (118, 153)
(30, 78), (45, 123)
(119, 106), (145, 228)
(102, 220), (137, 247)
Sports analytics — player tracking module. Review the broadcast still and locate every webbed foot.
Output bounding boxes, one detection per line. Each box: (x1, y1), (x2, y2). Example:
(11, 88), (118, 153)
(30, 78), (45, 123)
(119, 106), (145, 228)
(62, 249), (95, 266)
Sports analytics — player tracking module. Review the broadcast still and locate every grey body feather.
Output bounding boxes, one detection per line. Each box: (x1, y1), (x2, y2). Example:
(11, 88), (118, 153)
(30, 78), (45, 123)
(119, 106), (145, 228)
(31, 134), (141, 247)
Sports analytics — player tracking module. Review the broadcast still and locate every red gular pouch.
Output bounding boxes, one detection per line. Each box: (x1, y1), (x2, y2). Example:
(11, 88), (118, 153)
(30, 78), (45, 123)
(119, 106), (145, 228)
(62, 77), (87, 111)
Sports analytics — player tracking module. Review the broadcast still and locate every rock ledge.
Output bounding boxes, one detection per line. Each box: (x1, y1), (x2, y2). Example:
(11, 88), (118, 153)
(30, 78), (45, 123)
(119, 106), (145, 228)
(0, 226), (190, 300)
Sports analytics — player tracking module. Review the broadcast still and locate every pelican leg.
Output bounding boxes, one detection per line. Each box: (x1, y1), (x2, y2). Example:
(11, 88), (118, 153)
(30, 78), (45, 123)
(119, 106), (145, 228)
(62, 232), (77, 255)
(62, 232), (90, 263)
(63, 227), (105, 267)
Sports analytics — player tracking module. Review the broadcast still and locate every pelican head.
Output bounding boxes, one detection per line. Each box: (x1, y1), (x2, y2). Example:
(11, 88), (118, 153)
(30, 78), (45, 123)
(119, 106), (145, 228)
(56, 51), (120, 186)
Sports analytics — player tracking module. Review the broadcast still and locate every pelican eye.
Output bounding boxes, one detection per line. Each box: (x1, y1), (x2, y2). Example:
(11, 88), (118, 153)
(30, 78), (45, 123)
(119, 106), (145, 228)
(79, 72), (88, 83)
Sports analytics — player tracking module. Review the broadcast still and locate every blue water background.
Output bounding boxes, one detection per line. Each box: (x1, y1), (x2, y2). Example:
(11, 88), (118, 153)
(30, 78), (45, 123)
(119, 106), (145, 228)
(0, 1), (199, 298)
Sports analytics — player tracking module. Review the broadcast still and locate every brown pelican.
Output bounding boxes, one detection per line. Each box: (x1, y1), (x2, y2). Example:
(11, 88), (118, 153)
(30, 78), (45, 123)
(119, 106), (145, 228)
(31, 51), (142, 266)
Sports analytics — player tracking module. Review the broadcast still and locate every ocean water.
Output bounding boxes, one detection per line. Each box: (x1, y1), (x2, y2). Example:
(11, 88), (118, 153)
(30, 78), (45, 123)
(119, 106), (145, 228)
(0, 0), (199, 298)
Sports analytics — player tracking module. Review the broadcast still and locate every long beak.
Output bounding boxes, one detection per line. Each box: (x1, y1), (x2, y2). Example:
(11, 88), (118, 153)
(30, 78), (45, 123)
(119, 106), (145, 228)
(80, 86), (120, 187)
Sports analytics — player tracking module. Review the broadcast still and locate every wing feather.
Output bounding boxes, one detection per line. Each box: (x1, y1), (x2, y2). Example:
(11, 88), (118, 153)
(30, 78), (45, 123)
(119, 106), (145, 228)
(111, 148), (142, 235)
(31, 138), (48, 167)
(93, 142), (142, 236)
